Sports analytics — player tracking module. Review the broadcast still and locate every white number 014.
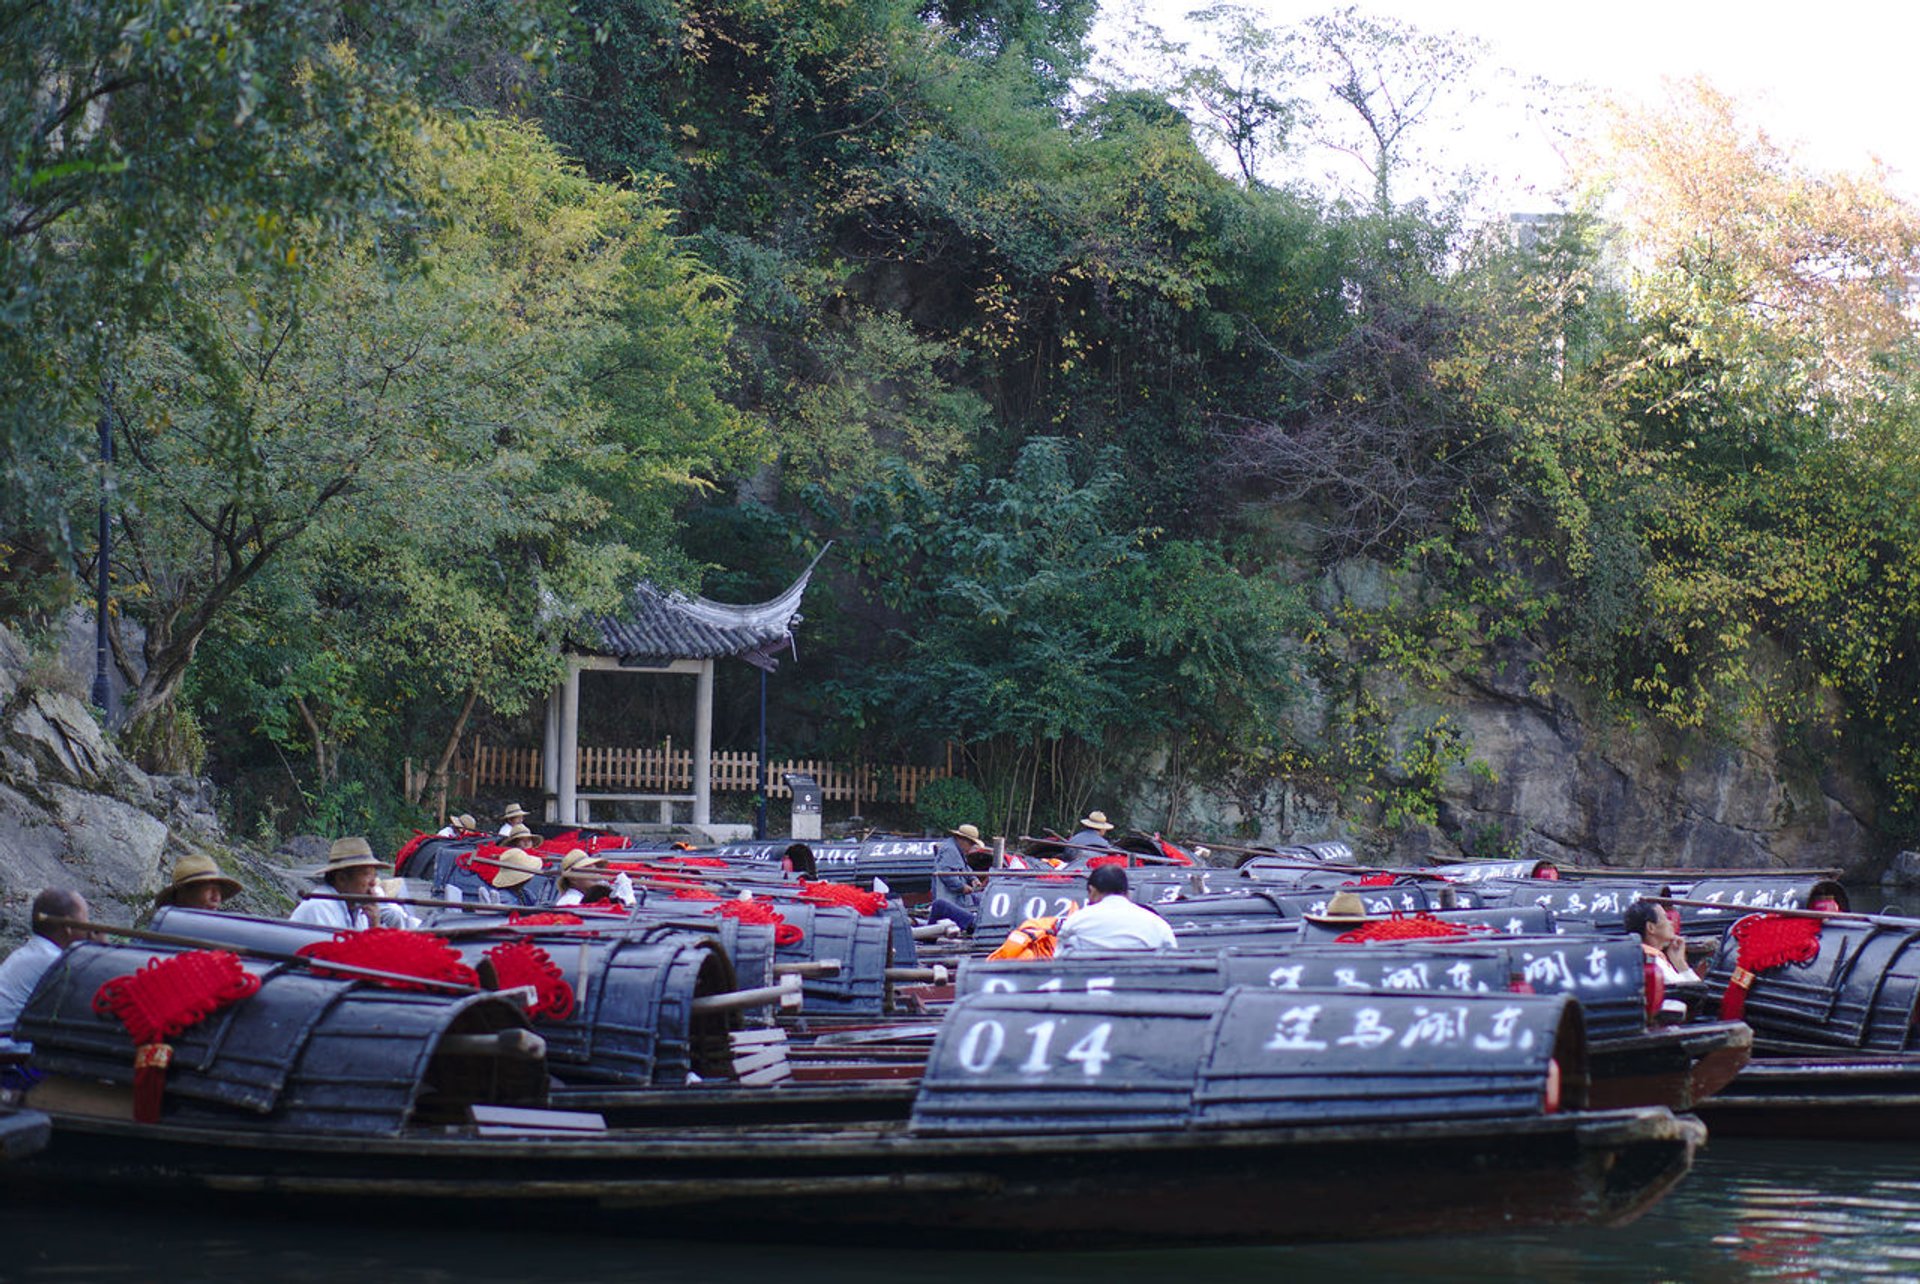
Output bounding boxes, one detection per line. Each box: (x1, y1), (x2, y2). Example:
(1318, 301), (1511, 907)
(955, 1019), (1114, 1077)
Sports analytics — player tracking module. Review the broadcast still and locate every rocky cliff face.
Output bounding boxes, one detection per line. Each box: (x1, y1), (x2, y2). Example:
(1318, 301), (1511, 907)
(1131, 575), (1882, 878)
(0, 625), (285, 945)
(1410, 647), (1877, 876)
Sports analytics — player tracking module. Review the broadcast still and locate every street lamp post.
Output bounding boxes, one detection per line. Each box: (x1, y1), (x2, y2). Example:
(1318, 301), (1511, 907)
(89, 391), (113, 713)
(755, 666), (769, 840)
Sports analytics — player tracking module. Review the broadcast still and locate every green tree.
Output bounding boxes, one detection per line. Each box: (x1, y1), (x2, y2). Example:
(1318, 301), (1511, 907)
(91, 116), (750, 744)
(1, 0), (561, 543)
(1298, 6), (1486, 212)
(830, 438), (1306, 832)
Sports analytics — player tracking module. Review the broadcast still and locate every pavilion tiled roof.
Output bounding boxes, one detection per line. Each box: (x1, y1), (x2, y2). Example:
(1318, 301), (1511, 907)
(570, 549), (824, 669)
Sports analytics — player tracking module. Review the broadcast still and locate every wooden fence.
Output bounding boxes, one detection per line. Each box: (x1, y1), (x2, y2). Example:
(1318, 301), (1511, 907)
(464, 742), (951, 807)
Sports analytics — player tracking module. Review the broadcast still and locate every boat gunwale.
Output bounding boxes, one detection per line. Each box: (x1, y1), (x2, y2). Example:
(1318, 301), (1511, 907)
(16, 1102), (1701, 1160)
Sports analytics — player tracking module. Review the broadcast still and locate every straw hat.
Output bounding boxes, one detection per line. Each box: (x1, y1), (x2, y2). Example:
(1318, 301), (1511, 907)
(501, 803), (529, 822)
(503, 823), (539, 847)
(451, 814), (477, 832)
(950, 823), (984, 845)
(154, 853), (242, 908)
(1077, 810), (1114, 833)
(317, 836), (389, 878)
(1305, 890), (1372, 926)
(486, 848), (543, 890)
(559, 849), (606, 880)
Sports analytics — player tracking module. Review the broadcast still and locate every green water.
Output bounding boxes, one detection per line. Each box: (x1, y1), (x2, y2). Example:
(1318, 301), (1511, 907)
(0, 1138), (1911, 1283)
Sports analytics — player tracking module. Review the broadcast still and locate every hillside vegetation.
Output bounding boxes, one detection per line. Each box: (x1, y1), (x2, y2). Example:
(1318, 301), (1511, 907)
(5, 2), (1917, 868)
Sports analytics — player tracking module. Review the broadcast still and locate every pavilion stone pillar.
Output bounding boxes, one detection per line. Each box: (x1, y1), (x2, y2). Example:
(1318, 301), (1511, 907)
(693, 658), (715, 825)
(542, 681), (561, 822)
(558, 657), (581, 825)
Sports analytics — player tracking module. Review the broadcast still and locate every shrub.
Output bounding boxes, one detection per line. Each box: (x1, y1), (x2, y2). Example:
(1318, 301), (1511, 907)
(915, 775), (989, 835)
(121, 703), (207, 776)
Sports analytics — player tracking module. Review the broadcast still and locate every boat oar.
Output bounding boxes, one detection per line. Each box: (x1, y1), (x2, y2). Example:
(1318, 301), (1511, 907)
(471, 854), (791, 888)
(691, 973), (803, 1015)
(1577, 866), (1842, 881)
(39, 916), (484, 995)
(306, 891), (567, 914)
(1016, 837), (1185, 865)
(884, 965), (952, 984)
(464, 857), (809, 905)
(773, 960), (843, 978)
(1650, 896), (1901, 927)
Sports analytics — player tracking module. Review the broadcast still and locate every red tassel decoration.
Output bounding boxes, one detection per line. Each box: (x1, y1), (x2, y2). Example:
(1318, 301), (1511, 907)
(92, 950), (260, 1124)
(483, 942), (575, 1020)
(1335, 913), (1484, 943)
(295, 929), (479, 990)
(132, 1043), (172, 1123)
(797, 881), (889, 916)
(1719, 914), (1824, 1020)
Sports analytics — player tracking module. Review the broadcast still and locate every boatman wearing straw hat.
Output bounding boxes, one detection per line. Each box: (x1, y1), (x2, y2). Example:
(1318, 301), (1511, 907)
(927, 824), (991, 932)
(441, 828), (548, 906)
(1302, 890), (1374, 931)
(436, 813), (479, 839)
(290, 837), (421, 930)
(553, 850), (635, 908)
(496, 803), (530, 838)
(152, 852), (243, 913)
(1066, 809), (1118, 855)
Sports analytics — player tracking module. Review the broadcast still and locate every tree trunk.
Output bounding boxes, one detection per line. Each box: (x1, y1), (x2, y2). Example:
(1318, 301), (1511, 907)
(412, 687), (479, 806)
(293, 695), (332, 787)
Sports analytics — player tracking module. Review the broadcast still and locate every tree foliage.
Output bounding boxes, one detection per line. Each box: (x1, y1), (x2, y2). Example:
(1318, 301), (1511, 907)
(86, 115), (750, 832)
(827, 438), (1307, 831)
(1, 0), (563, 540)
(14, 0), (1920, 857)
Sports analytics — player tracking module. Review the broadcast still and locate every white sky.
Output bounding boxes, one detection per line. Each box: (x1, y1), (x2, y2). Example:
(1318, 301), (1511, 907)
(1092, 0), (1920, 206)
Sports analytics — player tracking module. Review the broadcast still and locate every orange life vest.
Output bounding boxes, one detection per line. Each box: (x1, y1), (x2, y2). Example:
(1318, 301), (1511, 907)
(986, 916), (1062, 961)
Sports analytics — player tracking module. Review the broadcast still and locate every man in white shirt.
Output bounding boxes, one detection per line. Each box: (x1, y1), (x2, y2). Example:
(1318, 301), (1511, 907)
(290, 838), (421, 931)
(0, 889), (91, 1056)
(1055, 864), (1178, 955)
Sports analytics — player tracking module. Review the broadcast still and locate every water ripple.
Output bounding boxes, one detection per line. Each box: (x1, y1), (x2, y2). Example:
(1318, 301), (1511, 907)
(1, 1137), (1918, 1282)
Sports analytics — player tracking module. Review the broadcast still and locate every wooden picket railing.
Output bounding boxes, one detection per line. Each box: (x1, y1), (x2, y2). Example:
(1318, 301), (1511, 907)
(468, 744), (543, 790)
(464, 742), (950, 807)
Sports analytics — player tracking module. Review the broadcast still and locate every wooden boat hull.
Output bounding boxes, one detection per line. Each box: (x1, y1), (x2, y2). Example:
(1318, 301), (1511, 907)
(1586, 1021), (1753, 1112)
(772, 1020), (1753, 1117)
(1, 1106), (1702, 1248)
(1695, 1054), (1920, 1141)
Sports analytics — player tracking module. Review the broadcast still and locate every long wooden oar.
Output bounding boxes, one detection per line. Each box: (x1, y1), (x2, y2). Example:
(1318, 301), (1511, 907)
(691, 974), (803, 1015)
(1572, 866), (1843, 881)
(40, 916), (483, 994)
(1017, 836), (1185, 865)
(885, 965), (952, 984)
(463, 858), (812, 905)
(306, 891), (558, 914)
(1651, 896), (1901, 926)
